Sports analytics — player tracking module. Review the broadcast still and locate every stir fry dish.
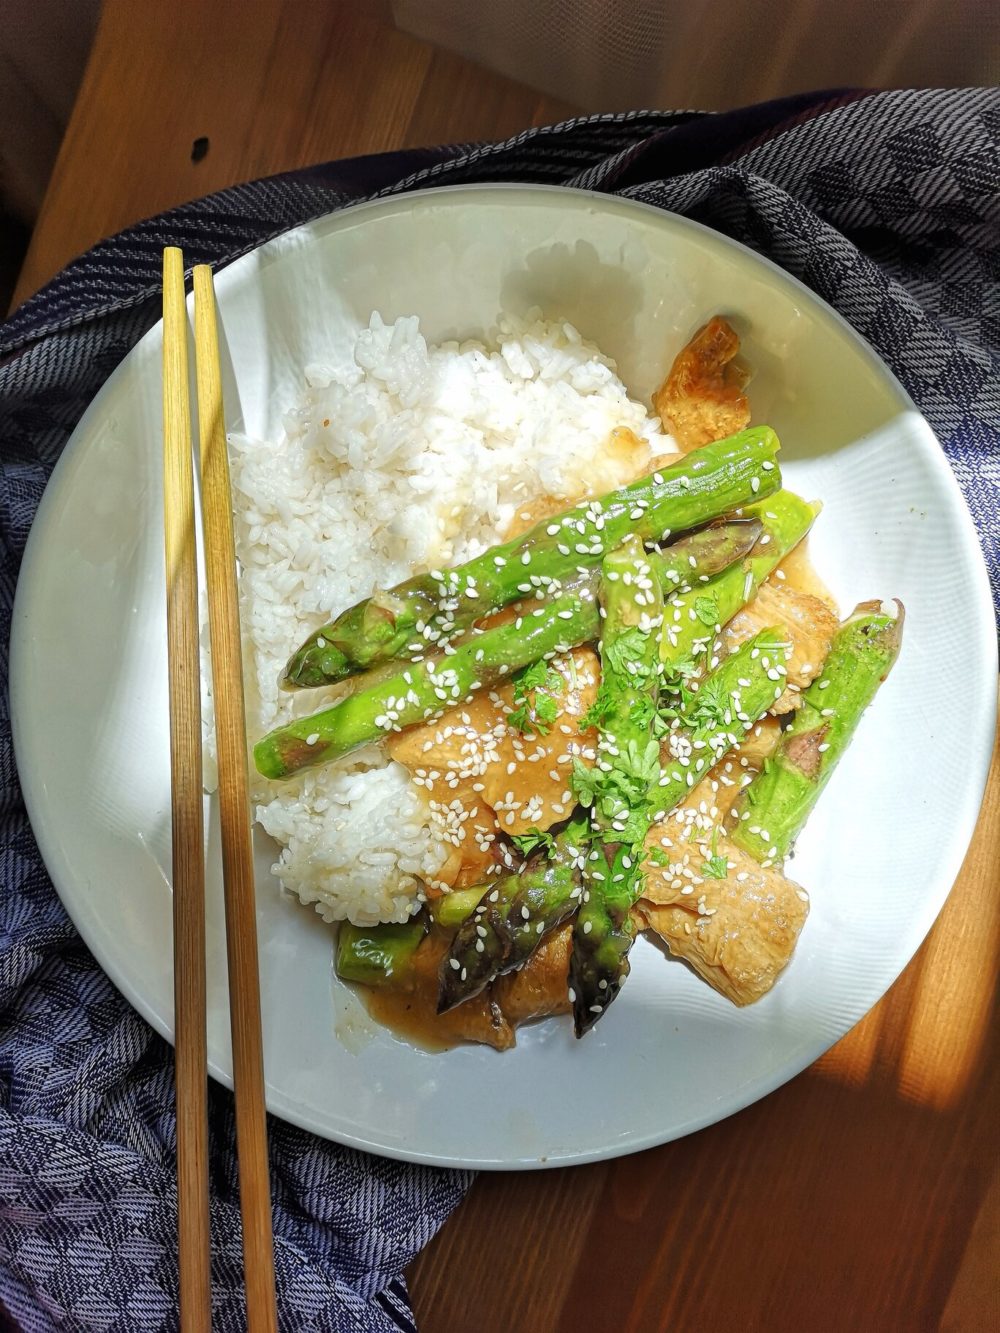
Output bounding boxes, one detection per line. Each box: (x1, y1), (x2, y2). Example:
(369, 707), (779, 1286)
(250, 317), (904, 1046)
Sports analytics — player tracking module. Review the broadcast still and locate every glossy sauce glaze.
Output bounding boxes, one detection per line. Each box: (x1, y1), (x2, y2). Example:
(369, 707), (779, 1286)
(362, 928), (514, 1052)
(776, 536), (838, 611)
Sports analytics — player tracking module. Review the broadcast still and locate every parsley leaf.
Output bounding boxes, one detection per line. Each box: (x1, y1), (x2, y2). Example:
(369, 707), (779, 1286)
(647, 846), (670, 867)
(570, 758), (600, 808)
(700, 829), (729, 879)
(659, 657), (702, 724)
(507, 702), (532, 733)
(605, 626), (651, 678)
(605, 806), (649, 847)
(631, 693), (657, 729)
(693, 595), (720, 627)
(510, 828), (555, 858)
(510, 660), (565, 734)
(514, 660), (551, 696)
(589, 739), (660, 826)
(622, 737), (660, 785)
(689, 678), (732, 731)
(563, 813), (594, 853)
(662, 656), (700, 688)
(580, 681), (614, 731)
(513, 660), (563, 699)
(534, 692), (559, 727)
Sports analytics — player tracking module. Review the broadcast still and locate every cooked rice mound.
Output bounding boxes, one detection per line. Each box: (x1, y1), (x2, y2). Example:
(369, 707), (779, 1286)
(217, 312), (672, 924)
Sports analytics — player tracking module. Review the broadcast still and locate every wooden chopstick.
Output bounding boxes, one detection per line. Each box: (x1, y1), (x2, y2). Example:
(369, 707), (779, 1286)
(162, 247), (212, 1333)
(193, 263), (278, 1333)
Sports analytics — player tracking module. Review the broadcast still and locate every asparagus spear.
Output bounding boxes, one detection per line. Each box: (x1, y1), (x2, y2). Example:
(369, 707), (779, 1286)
(254, 521), (761, 781)
(283, 427), (782, 688)
(660, 490), (820, 670)
(429, 886), (489, 930)
(569, 536), (665, 1036)
(437, 819), (591, 1013)
(650, 626), (792, 818)
(335, 918), (426, 986)
(731, 600), (904, 863)
(437, 629), (790, 1011)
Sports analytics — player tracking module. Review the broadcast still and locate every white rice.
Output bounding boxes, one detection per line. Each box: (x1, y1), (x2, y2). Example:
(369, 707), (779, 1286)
(220, 312), (672, 926)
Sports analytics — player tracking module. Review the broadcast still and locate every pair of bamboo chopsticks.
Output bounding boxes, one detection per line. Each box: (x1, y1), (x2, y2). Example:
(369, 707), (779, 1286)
(162, 248), (278, 1333)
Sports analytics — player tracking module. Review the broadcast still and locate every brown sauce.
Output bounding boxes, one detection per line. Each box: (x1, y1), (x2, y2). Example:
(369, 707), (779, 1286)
(363, 981), (463, 1053)
(359, 929), (513, 1052)
(774, 536), (839, 613)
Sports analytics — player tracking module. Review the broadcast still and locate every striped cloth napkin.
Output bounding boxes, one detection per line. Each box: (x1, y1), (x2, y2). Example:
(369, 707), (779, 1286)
(0, 86), (996, 1332)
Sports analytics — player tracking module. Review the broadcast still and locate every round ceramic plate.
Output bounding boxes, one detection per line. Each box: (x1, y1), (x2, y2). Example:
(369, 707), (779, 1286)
(10, 186), (997, 1169)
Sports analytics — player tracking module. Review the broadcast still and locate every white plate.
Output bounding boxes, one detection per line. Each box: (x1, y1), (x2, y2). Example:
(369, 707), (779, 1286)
(10, 186), (997, 1169)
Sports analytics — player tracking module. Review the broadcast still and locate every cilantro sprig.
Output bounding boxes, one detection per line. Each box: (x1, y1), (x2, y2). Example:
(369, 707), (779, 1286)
(509, 828), (556, 858)
(700, 829), (729, 880)
(508, 660), (565, 735)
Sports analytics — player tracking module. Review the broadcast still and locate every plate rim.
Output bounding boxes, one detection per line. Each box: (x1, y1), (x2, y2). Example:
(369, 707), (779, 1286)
(10, 181), (998, 1169)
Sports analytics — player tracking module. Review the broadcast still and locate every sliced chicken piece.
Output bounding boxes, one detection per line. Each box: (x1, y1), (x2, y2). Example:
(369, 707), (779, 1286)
(723, 580), (839, 712)
(430, 832), (507, 893)
(388, 647), (600, 860)
(567, 426), (654, 499)
(653, 316), (752, 451)
(386, 689), (504, 889)
(733, 714), (783, 767)
(493, 924), (573, 1026)
(639, 838), (809, 1006)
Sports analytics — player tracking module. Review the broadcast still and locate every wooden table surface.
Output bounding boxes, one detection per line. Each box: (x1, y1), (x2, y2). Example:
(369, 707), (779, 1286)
(13, 4), (999, 1330)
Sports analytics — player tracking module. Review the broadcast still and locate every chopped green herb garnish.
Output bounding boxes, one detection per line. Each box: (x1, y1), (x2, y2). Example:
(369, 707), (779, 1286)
(570, 757), (600, 808)
(510, 828), (556, 858)
(701, 829), (729, 879)
(580, 680), (614, 731)
(687, 676), (733, 731)
(621, 737), (660, 786)
(510, 660), (565, 734)
(694, 595), (720, 626)
(605, 806), (649, 847)
(534, 692), (559, 727)
(507, 702), (532, 733)
(514, 660), (560, 696)
(605, 626), (651, 678)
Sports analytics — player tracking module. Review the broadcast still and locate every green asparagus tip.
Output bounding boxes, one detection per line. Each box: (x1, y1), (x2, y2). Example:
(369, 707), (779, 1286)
(849, 597), (905, 654)
(283, 638), (352, 690)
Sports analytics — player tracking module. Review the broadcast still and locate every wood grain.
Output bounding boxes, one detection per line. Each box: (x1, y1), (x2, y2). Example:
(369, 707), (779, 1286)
(11, 0), (576, 309)
(17, 4), (1000, 1330)
(161, 247), (212, 1333)
(193, 265), (277, 1333)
